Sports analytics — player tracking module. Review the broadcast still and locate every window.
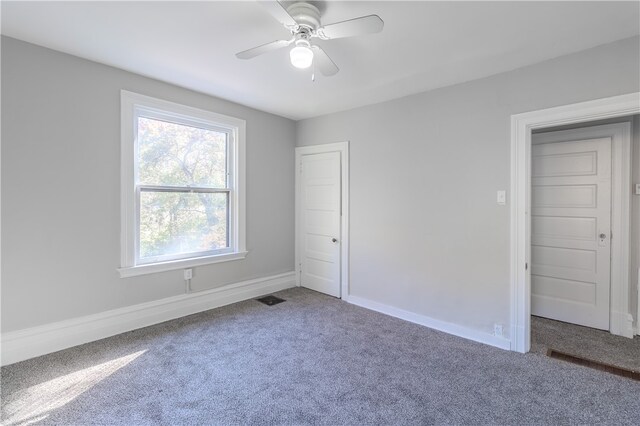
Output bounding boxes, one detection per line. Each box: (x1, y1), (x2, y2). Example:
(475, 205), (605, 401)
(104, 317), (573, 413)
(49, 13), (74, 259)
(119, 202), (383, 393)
(119, 91), (246, 277)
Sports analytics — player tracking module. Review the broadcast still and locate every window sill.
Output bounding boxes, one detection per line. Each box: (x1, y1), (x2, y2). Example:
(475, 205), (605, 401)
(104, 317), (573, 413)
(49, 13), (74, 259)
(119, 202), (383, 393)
(118, 251), (248, 278)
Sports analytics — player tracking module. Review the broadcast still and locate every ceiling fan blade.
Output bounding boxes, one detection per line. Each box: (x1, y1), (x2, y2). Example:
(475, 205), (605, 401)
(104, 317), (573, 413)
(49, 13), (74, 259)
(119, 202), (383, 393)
(258, 1), (298, 28)
(236, 39), (293, 60)
(311, 46), (339, 76)
(317, 15), (384, 40)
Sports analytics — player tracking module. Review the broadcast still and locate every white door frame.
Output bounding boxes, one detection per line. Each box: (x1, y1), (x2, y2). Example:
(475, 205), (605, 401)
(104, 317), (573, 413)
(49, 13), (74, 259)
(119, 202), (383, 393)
(295, 142), (350, 298)
(510, 92), (639, 353)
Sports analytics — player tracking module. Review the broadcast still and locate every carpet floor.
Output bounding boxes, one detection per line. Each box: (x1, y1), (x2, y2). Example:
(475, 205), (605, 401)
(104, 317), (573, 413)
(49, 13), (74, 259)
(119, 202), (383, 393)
(531, 315), (640, 372)
(2, 287), (639, 425)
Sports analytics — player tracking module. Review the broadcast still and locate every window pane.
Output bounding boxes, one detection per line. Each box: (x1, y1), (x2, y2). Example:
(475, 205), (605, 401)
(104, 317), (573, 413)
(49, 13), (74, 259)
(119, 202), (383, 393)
(137, 117), (227, 188)
(139, 191), (228, 260)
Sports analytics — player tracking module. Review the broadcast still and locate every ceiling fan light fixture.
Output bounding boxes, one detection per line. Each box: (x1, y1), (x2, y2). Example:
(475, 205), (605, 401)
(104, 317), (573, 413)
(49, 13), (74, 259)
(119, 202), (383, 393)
(290, 42), (313, 69)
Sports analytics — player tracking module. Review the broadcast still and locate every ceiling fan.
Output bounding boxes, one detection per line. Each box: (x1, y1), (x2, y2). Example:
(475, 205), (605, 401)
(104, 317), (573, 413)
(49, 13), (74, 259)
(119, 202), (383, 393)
(236, 1), (384, 77)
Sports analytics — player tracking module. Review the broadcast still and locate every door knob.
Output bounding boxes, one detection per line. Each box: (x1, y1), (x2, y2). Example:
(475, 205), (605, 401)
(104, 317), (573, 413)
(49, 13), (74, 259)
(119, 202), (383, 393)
(332, 238), (338, 243)
(598, 232), (607, 247)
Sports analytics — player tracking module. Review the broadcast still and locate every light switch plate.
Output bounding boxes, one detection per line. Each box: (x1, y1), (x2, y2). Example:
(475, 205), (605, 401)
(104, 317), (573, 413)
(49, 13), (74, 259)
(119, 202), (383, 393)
(635, 183), (640, 195)
(497, 190), (506, 205)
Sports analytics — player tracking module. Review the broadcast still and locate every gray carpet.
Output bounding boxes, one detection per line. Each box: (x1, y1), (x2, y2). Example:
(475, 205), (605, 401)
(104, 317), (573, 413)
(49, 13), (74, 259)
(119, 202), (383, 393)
(2, 287), (639, 425)
(531, 315), (640, 372)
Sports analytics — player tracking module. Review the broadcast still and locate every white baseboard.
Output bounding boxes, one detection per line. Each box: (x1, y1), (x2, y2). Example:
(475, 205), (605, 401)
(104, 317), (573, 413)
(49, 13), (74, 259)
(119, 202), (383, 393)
(1, 271), (296, 366)
(346, 295), (511, 350)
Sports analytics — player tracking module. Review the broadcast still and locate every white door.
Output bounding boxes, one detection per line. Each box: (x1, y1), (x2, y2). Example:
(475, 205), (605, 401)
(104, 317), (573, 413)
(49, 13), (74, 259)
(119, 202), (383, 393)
(531, 135), (612, 330)
(299, 151), (341, 297)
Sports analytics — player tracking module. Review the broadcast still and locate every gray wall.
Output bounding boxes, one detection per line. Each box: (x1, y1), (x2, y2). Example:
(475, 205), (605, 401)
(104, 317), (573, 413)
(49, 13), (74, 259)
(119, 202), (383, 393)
(296, 36), (640, 338)
(1, 37), (296, 332)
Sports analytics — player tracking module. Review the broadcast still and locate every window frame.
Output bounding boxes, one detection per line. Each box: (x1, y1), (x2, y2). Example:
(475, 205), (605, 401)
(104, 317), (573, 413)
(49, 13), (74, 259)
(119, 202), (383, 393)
(118, 91), (246, 278)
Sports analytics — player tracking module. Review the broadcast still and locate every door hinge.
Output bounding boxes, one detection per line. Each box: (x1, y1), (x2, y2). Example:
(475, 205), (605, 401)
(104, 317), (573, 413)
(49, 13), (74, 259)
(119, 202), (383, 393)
(525, 262), (528, 271)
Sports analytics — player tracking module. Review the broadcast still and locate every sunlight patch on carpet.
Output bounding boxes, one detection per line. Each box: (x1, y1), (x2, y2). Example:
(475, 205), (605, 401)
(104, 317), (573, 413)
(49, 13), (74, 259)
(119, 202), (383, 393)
(2, 350), (146, 425)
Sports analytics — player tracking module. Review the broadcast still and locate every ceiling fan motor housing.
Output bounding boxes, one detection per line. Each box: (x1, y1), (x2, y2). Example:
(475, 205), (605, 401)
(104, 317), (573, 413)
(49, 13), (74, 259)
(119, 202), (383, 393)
(287, 2), (321, 31)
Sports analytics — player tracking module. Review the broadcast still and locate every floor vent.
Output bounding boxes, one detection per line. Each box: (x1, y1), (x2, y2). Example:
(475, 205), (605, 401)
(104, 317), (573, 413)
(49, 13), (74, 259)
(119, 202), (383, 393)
(256, 295), (286, 306)
(547, 349), (640, 381)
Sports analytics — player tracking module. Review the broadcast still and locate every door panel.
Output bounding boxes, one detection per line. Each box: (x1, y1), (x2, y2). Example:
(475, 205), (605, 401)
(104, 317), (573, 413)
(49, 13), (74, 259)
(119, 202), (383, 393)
(532, 151), (597, 177)
(300, 152), (341, 297)
(531, 136), (611, 330)
(533, 276), (596, 305)
(532, 216), (596, 241)
(531, 185), (597, 208)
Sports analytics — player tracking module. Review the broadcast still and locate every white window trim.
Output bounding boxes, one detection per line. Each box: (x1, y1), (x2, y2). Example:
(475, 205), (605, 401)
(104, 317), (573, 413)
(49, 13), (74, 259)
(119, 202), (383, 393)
(118, 90), (246, 278)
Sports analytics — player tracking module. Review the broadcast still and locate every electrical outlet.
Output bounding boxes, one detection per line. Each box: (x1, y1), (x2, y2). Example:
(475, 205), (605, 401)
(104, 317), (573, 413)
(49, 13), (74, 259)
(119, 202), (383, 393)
(183, 269), (193, 280)
(494, 324), (503, 337)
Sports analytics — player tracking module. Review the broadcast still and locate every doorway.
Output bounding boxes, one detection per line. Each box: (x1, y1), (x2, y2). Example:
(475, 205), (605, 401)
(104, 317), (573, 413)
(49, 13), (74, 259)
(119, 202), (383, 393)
(509, 93), (639, 353)
(531, 131), (611, 329)
(295, 142), (349, 298)
(530, 123), (632, 333)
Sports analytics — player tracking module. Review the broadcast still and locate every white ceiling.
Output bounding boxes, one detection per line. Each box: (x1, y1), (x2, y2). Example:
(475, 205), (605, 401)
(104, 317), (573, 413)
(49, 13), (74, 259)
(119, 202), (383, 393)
(2, 1), (639, 120)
